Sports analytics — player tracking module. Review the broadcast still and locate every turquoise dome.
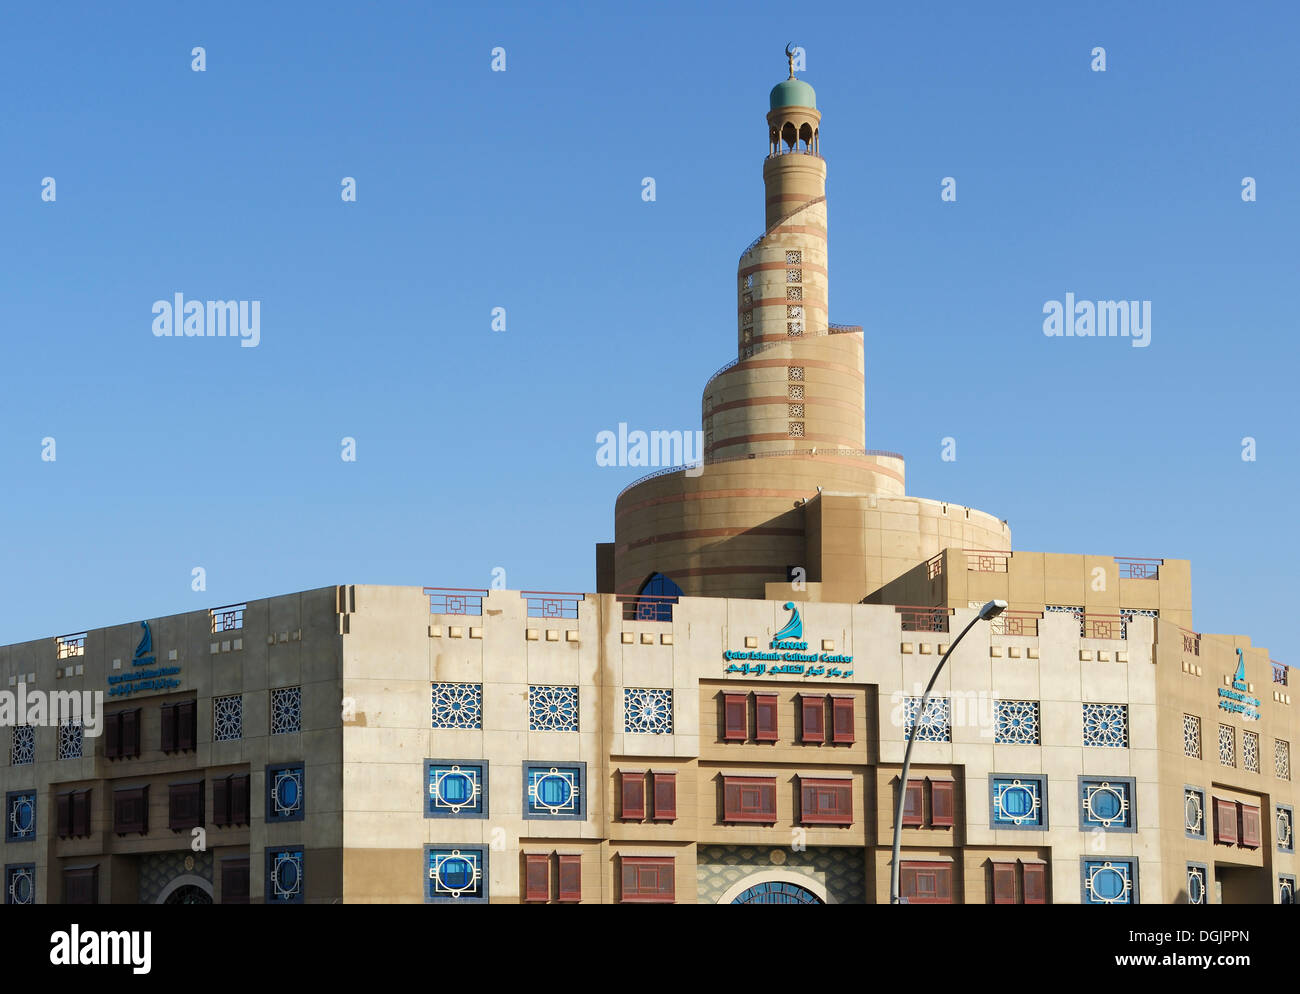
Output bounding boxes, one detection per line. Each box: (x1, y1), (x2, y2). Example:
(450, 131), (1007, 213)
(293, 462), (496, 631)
(769, 78), (816, 110)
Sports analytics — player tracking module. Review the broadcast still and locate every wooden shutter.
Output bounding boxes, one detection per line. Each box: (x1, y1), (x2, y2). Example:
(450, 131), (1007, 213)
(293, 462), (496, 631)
(524, 853), (550, 902)
(652, 772), (676, 821)
(213, 776), (230, 827)
(620, 857), (675, 903)
(930, 779), (955, 827)
(723, 693), (748, 741)
(1214, 798), (1238, 844)
(902, 780), (924, 826)
(557, 854), (581, 902)
(113, 786), (148, 835)
(723, 776), (777, 823)
(992, 862), (1016, 904)
(221, 857), (250, 904)
(178, 700), (196, 751)
(169, 782), (203, 831)
(105, 712), (121, 760)
(72, 790), (91, 838)
(57, 792), (72, 838)
(800, 695), (826, 743)
(620, 771), (645, 821)
(231, 774), (250, 826)
(831, 696), (854, 744)
(1239, 803), (1261, 848)
(900, 861), (952, 904)
(122, 709), (140, 758)
(754, 693), (779, 742)
(800, 778), (852, 826)
(160, 703), (176, 753)
(1023, 863), (1047, 905)
(64, 866), (99, 905)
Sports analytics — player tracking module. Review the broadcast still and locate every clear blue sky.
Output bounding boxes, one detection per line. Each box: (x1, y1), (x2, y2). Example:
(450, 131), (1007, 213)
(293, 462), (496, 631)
(2, 2), (1296, 666)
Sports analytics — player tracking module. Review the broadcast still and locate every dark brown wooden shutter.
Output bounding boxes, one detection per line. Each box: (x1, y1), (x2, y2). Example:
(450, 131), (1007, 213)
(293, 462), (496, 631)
(1214, 798), (1238, 844)
(169, 781), (203, 831)
(652, 772), (676, 821)
(113, 786), (148, 835)
(930, 780), (955, 827)
(213, 776), (230, 827)
(902, 780), (924, 826)
(123, 709), (140, 757)
(723, 693), (748, 741)
(221, 857), (250, 904)
(64, 866), (99, 905)
(178, 700), (196, 751)
(800, 695), (825, 743)
(1239, 803), (1261, 848)
(57, 792), (71, 838)
(231, 774), (250, 825)
(620, 771), (645, 821)
(524, 853), (550, 902)
(160, 703), (176, 753)
(831, 696), (854, 743)
(899, 864), (918, 901)
(557, 854), (581, 902)
(105, 712), (121, 760)
(992, 862), (1016, 904)
(1023, 863), (1047, 904)
(754, 693), (779, 742)
(72, 790), (91, 837)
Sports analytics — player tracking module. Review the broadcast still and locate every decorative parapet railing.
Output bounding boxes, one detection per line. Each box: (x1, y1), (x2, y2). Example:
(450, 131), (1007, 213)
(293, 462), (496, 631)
(616, 447), (906, 501)
(896, 605), (951, 634)
(55, 632), (87, 659)
(209, 603), (246, 633)
(738, 195), (827, 262)
(424, 588), (487, 616)
(1179, 627), (1202, 656)
(827, 323), (862, 335)
(616, 593), (678, 622)
(964, 549), (1010, 573)
(990, 612), (1042, 637)
(1274, 661), (1289, 686)
(925, 554), (944, 581)
(1115, 557), (1162, 579)
(1046, 606), (1157, 640)
(521, 591), (584, 620)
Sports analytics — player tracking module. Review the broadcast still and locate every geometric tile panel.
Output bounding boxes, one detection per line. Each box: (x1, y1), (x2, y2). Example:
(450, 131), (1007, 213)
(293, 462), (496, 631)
(1183, 714), (1201, 759)
(624, 689), (673, 734)
(1082, 703), (1128, 748)
(1219, 724), (1235, 768)
(9, 726), (34, 766)
(994, 701), (1040, 745)
(1243, 730), (1260, 773)
(431, 683), (483, 730)
(1277, 739), (1292, 781)
(137, 851), (213, 905)
(528, 686), (579, 732)
(904, 696), (951, 743)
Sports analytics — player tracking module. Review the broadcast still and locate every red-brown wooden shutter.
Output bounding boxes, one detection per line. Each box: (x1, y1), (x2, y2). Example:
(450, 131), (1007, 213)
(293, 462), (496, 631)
(902, 780), (924, 826)
(57, 792), (71, 837)
(831, 697), (854, 744)
(992, 862), (1016, 904)
(221, 857), (250, 904)
(123, 708), (140, 758)
(723, 693), (748, 741)
(723, 776), (777, 823)
(1239, 803), (1261, 848)
(557, 854), (581, 902)
(1023, 863), (1047, 905)
(64, 866), (99, 905)
(652, 772), (676, 821)
(930, 779), (955, 827)
(524, 853), (550, 902)
(178, 700), (196, 751)
(899, 864), (918, 900)
(800, 778), (853, 826)
(935, 864), (953, 902)
(900, 862), (953, 904)
(800, 695), (826, 743)
(232, 774), (250, 825)
(755, 693), (779, 742)
(213, 776), (229, 827)
(1214, 798), (1238, 844)
(620, 771), (645, 821)
(105, 712), (121, 760)
(160, 703), (176, 753)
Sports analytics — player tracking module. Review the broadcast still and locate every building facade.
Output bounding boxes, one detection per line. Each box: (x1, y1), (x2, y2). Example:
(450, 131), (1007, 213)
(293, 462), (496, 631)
(1, 55), (1295, 905)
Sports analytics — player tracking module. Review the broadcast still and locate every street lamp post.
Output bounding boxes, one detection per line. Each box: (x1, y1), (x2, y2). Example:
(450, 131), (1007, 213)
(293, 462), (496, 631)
(889, 599), (1007, 905)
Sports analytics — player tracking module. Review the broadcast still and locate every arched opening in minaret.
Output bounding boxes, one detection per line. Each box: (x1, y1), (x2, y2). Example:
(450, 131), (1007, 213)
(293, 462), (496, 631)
(632, 573), (683, 621)
(799, 123), (813, 152)
(781, 122), (797, 153)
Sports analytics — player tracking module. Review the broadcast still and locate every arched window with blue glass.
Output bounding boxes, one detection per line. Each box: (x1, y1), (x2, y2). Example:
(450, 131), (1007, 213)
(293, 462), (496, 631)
(266, 764), (305, 822)
(632, 573), (683, 622)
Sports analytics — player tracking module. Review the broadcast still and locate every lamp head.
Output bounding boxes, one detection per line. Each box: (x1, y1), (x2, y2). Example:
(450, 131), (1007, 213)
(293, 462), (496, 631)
(978, 599), (1008, 621)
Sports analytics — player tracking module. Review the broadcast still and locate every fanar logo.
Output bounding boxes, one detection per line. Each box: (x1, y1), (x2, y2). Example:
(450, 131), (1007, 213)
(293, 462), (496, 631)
(771, 602), (808, 650)
(1232, 648), (1249, 692)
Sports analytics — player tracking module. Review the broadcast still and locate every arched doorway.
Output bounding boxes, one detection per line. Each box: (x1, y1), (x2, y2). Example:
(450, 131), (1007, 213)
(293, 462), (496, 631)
(731, 881), (824, 904)
(632, 573), (682, 621)
(155, 874), (214, 905)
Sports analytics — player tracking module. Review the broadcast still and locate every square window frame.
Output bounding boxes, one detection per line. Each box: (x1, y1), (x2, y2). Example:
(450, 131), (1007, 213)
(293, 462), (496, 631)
(1186, 861), (1209, 905)
(424, 845), (489, 904)
(1077, 775), (1138, 834)
(265, 846), (305, 905)
(1184, 785), (1207, 841)
(5, 790), (36, 843)
(265, 762), (306, 823)
(4, 863), (35, 905)
(1080, 857), (1140, 905)
(1280, 874), (1296, 905)
(522, 761), (587, 821)
(1277, 803), (1295, 854)
(424, 759), (488, 819)
(987, 773), (1049, 831)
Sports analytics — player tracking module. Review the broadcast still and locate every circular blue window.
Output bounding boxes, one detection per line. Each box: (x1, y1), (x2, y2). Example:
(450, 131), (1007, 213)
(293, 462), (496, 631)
(10, 870), (33, 904)
(536, 774), (572, 808)
(1090, 787), (1123, 822)
(1002, 785), (1034, 820)
(1092, 866), (1126, 902)
(438, 856), (474, 890)
(275, 857), (300, 894)
(275, 774), (300, 813)
(1187, 873), (1203, 904)
(439, 772), (473, 805)
(12, 798), (34, 834)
